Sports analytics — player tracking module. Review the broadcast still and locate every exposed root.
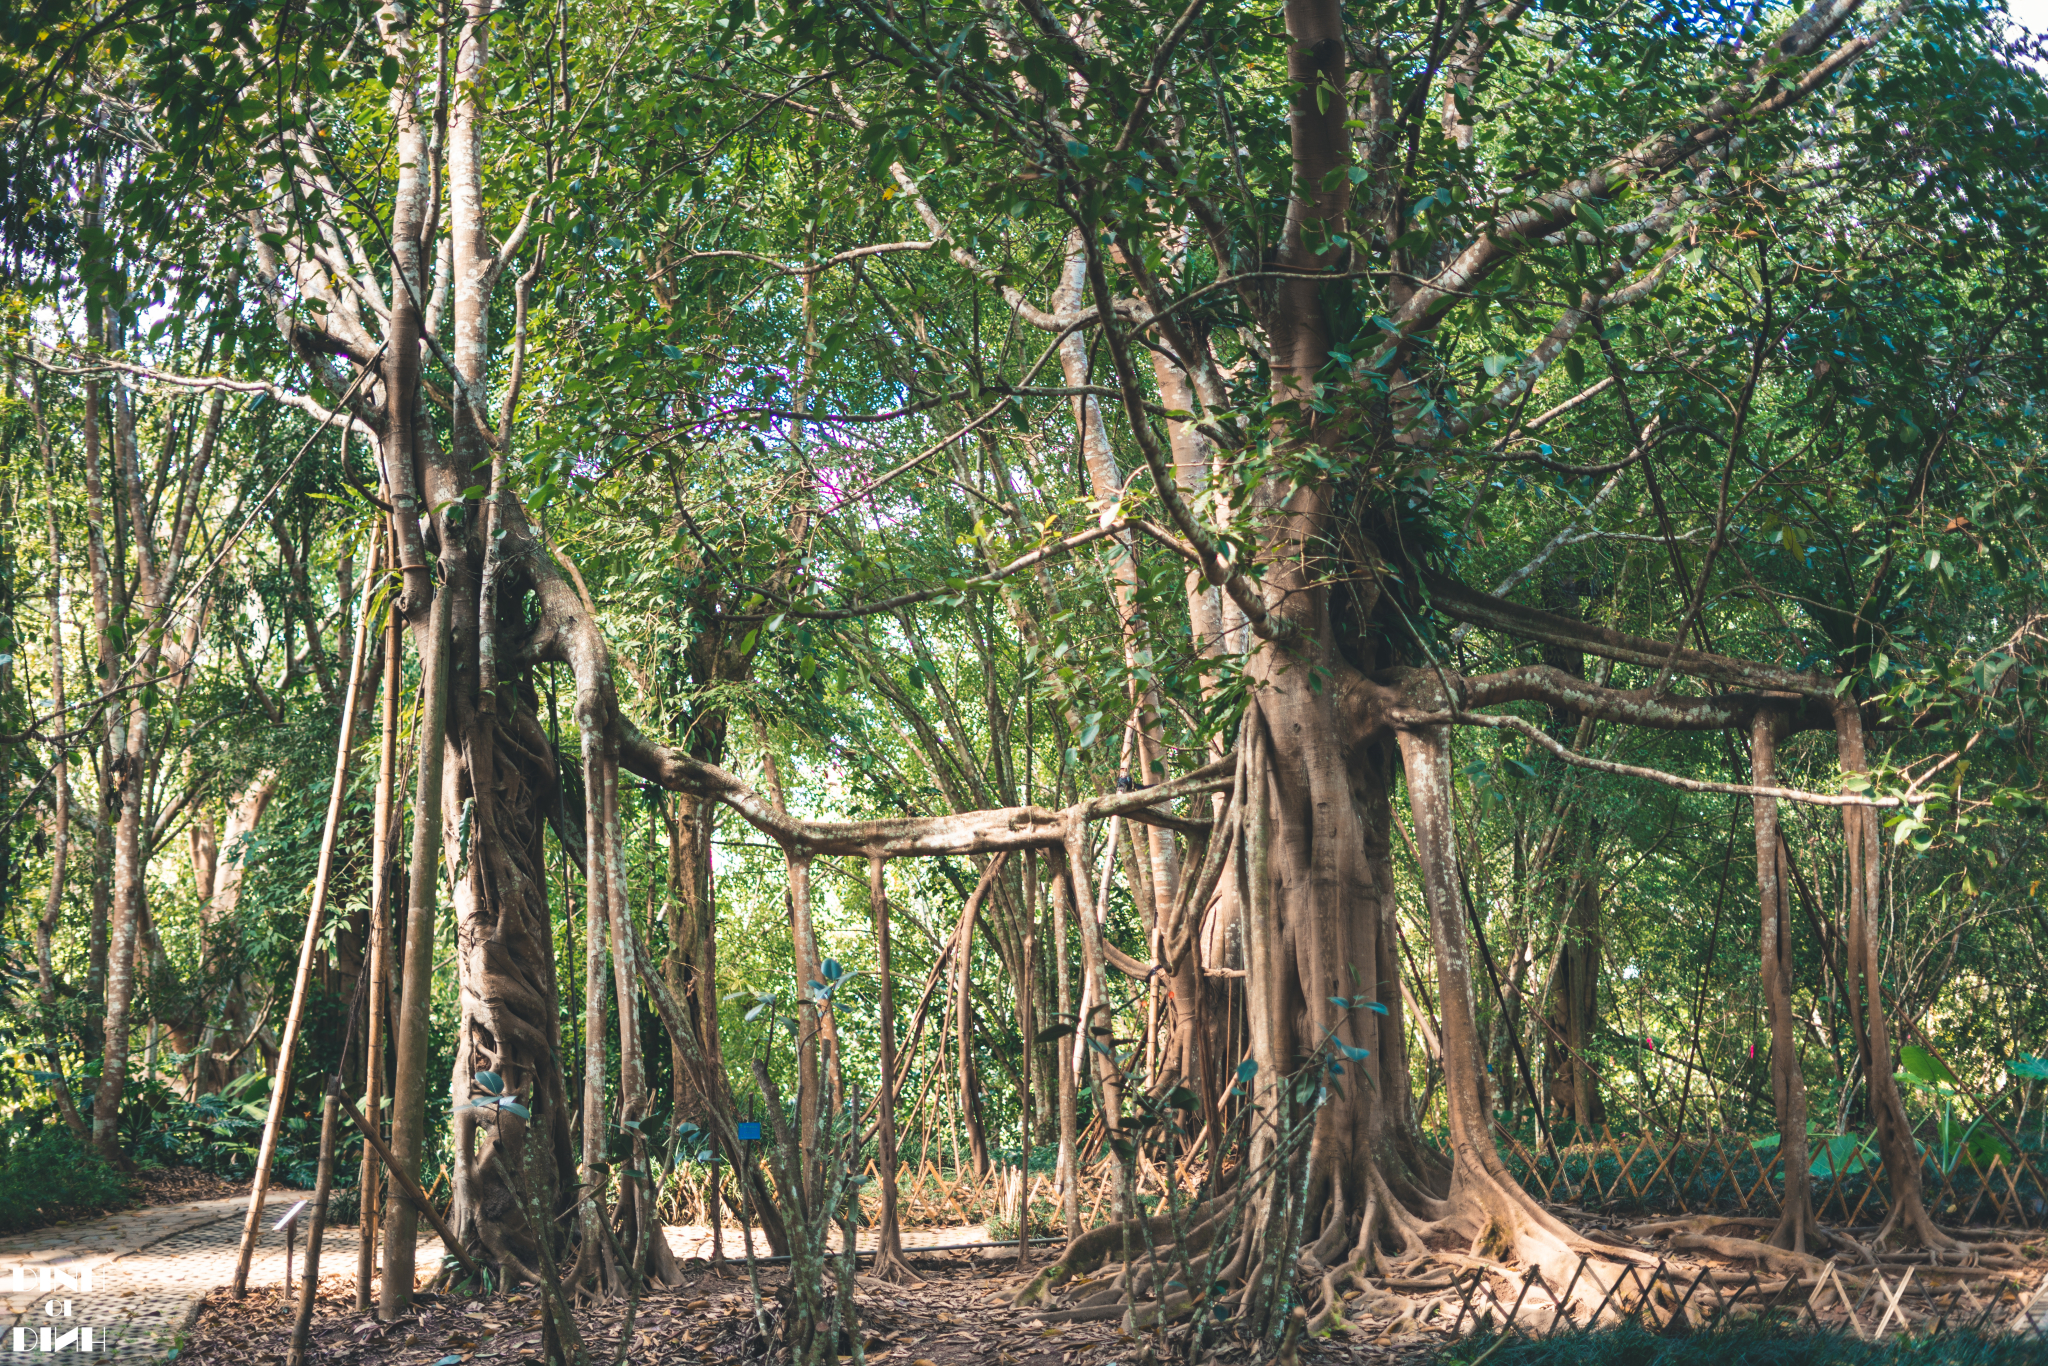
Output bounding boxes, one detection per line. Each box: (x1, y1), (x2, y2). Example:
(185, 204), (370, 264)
(1932, 1228), (2028, 1259)
(1301, 1194), (1420, 1338)
(1010, 1197), (1227, 1307)
(865, 1243), (925, 1288)
(1025, 1302), (1132, 1324)
(1667, 1231), (1834, 1280)
(1624, 1215), (1778, 1239)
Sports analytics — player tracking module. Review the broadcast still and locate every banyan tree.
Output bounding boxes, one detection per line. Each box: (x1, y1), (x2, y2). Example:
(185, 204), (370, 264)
(10, 0), (2044, 1346)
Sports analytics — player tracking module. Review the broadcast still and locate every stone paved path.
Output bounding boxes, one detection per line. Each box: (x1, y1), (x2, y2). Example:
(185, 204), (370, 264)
(1, 1200), (996, 1361)
(0, 1194), (442, 1361)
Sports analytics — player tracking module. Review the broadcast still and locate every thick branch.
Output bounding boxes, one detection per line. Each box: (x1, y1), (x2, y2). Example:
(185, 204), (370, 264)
(618, 722), (1232, 857)
(1423, 572), (1830, 696)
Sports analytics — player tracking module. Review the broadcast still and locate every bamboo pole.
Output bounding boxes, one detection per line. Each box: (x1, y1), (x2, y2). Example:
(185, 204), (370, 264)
(286, 1084), (341, 1366)
(230, 523), (381, 1297)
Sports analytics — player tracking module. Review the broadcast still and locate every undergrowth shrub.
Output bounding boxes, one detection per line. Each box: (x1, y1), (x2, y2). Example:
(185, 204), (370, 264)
(131, 1071), (324, 1187)
(0, 1123), (132, 1232)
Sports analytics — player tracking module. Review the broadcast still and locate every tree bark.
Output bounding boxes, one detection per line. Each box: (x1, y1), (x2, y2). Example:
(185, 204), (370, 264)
(1752, 710), (1819, 1252)
(29, 371), (91, 1144)
(380, 582), (451, 1319)
(867, 856), (916, 1281)
(358, 579), (401, 1309)
(1835, 701), (1954, 1250)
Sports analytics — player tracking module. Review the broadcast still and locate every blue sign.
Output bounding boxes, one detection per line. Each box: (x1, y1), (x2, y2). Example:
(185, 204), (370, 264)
(736, 1122), (763, 1142)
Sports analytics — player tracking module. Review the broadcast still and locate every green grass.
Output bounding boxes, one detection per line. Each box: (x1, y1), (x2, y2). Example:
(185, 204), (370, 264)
(1435, 1325), (2042, 1366)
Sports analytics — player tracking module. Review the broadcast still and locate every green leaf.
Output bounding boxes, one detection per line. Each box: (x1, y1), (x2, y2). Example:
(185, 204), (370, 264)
(1810, 1133), (1873, 1178)
(1898, 1045), (1959, 1091)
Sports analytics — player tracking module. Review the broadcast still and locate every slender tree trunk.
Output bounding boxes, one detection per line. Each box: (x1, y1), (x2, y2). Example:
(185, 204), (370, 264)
(604, 751), (685, 1287)
(1752, 711), (1819, 1252)
(575, 725), (614, 1288)
(381, 584), (451, 1319)
(92, 364), (164, 1166)
(868, 856), (915, 1281)
(233, 527), (380, 1296)
(1053, 832), (1079, 1237)
(956, 855), (1006, 1178)
(1836, 702), (1955, 1250)
(1396, 721), (1620, 1298)
(1543, 864), (1604, 1129)
(358, 580), (401, 1309)
(29, 372), (91, 1143)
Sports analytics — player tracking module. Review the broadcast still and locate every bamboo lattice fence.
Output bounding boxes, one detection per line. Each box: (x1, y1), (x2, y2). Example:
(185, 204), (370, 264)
(1494, 1124), (2048, 1227)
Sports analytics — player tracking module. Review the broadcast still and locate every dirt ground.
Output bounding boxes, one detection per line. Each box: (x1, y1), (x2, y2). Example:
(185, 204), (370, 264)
(175, 1247), (1441, 1366)
(171, 1209), (2048, 1365)
(131, 1164), (252, 1207)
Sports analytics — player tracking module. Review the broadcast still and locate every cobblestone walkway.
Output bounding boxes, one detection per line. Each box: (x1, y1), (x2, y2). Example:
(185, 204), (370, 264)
(0, 1195), (442, 1361)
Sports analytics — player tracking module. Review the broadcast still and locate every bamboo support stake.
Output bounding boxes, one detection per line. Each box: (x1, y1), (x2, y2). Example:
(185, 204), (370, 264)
(339, 1093), (487, 1282)
(231, 523), (381, 1298)
(286, 1083), (341, 1366)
